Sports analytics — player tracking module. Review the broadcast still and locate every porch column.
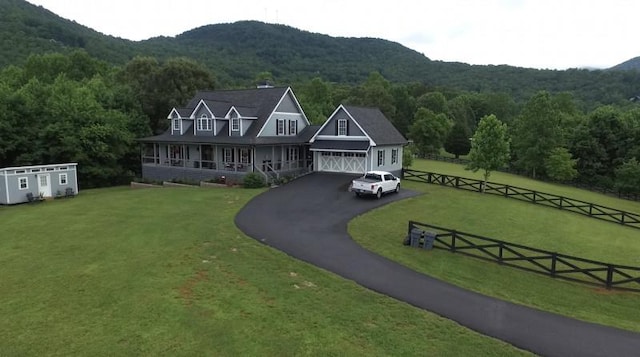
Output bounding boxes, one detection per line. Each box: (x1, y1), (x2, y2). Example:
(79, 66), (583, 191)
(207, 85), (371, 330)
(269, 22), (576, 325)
(199, 144), (202, 170)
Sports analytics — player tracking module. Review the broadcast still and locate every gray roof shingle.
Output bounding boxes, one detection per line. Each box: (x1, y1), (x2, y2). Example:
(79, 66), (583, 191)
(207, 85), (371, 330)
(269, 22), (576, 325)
(342, 105), (407, 146)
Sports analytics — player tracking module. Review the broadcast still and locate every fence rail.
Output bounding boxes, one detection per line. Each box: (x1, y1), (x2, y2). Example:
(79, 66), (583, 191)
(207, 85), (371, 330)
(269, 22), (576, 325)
(420, 153), (640, 201)
(407, 221), (640, 291)
(403, 169), (640, 230)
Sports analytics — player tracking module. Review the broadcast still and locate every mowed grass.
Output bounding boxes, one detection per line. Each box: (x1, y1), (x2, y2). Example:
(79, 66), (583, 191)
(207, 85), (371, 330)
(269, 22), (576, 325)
(349, 160), (640, 332)
(411, 159), (640, 213)
(0, 186), (528, 356)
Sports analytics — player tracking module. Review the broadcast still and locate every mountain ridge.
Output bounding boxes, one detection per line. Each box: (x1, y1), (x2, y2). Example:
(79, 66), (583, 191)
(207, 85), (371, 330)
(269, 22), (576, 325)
(2, 0), (640, 105)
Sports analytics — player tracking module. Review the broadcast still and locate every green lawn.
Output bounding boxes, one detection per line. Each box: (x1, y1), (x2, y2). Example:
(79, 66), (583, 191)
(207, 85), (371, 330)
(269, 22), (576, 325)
(410, 159), (640, 214)
(349, 160), (640, 332)
(0, 186), (527, 356)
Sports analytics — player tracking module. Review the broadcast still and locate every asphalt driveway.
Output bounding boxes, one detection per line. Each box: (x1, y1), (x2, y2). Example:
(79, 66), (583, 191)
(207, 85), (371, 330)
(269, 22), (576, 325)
(235, 172), (640, 356)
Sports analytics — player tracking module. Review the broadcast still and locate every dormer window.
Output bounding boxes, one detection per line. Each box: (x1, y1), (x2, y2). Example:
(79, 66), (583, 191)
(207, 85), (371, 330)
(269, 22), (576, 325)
(198, 114), (212, 131)
(173, 119), (180, 131)
(337, 119), (347, 136)
(231, 117), (240, 132)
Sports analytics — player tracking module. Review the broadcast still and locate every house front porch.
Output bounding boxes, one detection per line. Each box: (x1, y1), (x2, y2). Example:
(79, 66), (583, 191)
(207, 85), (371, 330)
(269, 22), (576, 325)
(141, 143), (311, 183)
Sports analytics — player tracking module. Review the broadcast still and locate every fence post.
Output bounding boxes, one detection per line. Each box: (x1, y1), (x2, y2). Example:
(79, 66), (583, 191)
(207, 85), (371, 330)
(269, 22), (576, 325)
(450, 230), (457, 252)
(551, 253), (557, 277)
(559, 197), (564, 210)
(621, 212), (626, 225)
(427, 172), (432, 183)
(504, 185), (509, 197)
(498, 242), (503, 264)
(455, 177), (460, 188)
(532, 191), (537, 203)
(606, 265), (614, 289)
(589, 204), (593, 216)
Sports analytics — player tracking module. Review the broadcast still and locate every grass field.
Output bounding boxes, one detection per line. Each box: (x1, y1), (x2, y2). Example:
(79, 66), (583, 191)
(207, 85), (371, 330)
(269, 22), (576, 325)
(350, 159), (640, 332)
(0, 186), (528, 356)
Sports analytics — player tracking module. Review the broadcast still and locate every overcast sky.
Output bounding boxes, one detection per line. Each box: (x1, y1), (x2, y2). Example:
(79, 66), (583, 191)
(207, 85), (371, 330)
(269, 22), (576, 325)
(26, 0), (639, 70)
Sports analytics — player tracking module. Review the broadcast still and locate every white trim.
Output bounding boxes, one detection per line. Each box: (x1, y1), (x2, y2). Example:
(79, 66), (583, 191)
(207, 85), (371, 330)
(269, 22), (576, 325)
(3, 172), (10, 204)
(314, 135), (370, 141)
(59, 173), (68, 185)
(284, 87), (311, 125)
(225, 106), (240, 119)
(197, 114), (213, 131)
(167, 108), (182, 119)
(337, 119), (347, 136)
(309, 105), (376, 146)
(0, 163), (78, 173)
(256, 87), (308, 137)
(309, 148), (369, 153)
(190, 99), (214, 119)
(18, 176), (28, 190)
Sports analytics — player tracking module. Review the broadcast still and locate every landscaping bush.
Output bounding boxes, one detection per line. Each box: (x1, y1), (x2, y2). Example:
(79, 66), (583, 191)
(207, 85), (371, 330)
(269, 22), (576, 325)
(243, 173), (265, 188)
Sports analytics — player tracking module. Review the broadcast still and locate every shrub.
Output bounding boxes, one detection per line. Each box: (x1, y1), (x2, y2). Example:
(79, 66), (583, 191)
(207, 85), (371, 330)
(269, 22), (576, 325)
(243, 173), (265, 188)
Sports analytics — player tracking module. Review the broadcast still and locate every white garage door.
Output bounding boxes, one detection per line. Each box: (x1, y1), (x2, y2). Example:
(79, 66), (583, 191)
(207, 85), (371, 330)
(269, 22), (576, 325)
(318, 152), (366, 174)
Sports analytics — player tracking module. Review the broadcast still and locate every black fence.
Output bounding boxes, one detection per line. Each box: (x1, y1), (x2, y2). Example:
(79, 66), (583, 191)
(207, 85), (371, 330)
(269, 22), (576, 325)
(420, 153), (640, 201)
(403, 169), (640, 230)
(407, 221), (640, 292)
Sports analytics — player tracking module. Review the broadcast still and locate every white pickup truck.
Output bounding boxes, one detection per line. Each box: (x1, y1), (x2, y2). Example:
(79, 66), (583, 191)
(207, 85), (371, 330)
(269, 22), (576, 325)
(351, 171), (401, 199)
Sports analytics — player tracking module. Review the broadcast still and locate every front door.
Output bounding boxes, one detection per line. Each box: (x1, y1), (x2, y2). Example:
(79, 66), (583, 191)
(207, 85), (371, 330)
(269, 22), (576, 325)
(37, 174), (52, 198)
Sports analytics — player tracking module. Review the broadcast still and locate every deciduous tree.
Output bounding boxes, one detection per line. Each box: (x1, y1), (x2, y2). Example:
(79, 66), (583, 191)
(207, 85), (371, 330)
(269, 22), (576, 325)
(466, 114), (510, 190)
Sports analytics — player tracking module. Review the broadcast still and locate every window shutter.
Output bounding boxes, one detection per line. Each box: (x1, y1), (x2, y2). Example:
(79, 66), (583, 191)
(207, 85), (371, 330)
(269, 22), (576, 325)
(335, 119), (339, 135)
(346, 120), (349, 136)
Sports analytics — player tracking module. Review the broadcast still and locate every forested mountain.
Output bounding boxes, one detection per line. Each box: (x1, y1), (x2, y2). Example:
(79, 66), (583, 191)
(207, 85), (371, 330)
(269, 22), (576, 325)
(3, 0), (640, 107)
(610, 57), (640, 71)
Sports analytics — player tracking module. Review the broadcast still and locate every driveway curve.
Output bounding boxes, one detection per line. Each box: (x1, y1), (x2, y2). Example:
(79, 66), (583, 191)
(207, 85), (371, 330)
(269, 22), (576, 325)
(235, 173), (640, 356)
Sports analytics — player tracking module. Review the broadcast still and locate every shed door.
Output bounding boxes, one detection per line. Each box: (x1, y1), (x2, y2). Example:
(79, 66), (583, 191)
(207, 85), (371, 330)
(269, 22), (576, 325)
(37, 174), (52, 198)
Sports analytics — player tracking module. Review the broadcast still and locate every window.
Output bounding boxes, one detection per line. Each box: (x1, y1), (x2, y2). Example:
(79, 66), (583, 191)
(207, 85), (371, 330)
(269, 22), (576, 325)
(239, 148), (250, 164)
(337, 119), (347, 136)
(276, 119), (285, 135)
(59, 173), (68, 185)
(15, 170), (25, 174)
(287, 147), (299, 161)
(223, 148), (234, 163)
(391, 149), (398, 164)
(173, 119), (180, 131)
(289, 120), (297, 135)
(232, 117), (240, 132)
(18, 177), (28, 190)
(197, 115), (212, 131)
(31, 169), (40, 173)
(377, 150), (385, 166)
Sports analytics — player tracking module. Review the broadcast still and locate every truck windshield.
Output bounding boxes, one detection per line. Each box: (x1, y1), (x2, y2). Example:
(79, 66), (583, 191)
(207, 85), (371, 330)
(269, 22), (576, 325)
(364, 173), (381, 181)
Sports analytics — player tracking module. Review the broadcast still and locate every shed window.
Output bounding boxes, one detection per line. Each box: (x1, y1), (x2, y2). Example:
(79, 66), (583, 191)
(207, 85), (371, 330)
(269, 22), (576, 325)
(232, 118), (240, 132)
(391, 149), (398, 164)
(173, 119), (180, 131)
(337, 119), (347, 136)
(18, 177), (28, 190)
(59, 173), (68, 185)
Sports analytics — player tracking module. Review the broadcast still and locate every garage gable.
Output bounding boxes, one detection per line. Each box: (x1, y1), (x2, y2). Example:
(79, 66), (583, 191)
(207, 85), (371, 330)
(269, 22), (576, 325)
(314, 106), (368, 139)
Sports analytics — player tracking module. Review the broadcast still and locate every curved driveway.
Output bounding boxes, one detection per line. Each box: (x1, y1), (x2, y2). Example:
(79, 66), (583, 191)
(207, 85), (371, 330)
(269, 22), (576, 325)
(235, 173), (640, 356)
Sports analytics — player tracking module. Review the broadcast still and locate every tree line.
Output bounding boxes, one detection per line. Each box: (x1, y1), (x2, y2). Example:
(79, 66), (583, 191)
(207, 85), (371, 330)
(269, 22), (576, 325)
(1, 51), (639, 195)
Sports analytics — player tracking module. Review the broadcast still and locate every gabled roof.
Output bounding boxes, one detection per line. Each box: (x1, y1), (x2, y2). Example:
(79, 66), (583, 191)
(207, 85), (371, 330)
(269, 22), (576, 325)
(341, 105), (406, 145)
(185, 87), (291, 137)
(311, 104), (407, 146)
